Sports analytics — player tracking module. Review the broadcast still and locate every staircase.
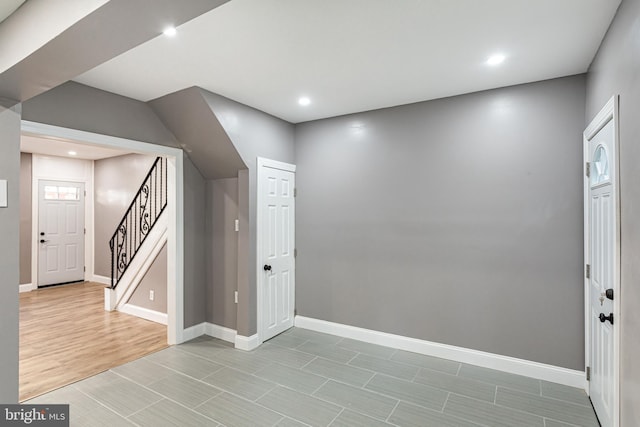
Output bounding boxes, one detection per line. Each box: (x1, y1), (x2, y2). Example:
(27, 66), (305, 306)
(104, 156), (168, 311)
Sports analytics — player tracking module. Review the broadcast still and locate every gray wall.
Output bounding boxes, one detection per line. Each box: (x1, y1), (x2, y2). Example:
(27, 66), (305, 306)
(94, 153), (157, 277)
(0, 100), (21, 402)
(22, 82), (179, 148)
(183, 157), (207, 328)
(201, 90), (295, 336)
(128, 243), (167, 314)
(586, 0), (640, 423)
(19, 152), (32, 285)
(206, 178), (239, 329)
(295, 75), (586, 370)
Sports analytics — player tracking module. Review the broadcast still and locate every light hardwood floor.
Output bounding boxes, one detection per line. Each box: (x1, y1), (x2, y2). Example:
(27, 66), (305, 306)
(19, 282), (167, 402)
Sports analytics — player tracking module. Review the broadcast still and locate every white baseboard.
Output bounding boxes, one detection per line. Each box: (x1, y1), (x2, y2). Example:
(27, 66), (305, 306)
(183, 322), (206, 342)
(19, 283), (35, 293)
(205, 323), (237, 344)
(235, 334), (260, 351)
(295, 316), (586, 389)
(119, 303), (168, 325)
(92, 275), (111, 286)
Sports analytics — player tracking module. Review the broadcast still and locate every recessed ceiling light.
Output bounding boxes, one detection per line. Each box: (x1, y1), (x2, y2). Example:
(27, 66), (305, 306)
(163, 26), (177, 37)
(486, 54), (506, 66)
(68, 151), (77, 156)
(298, 97), (311, 106)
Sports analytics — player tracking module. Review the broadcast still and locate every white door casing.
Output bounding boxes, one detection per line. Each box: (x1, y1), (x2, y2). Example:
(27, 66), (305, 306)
(257, 158), (296, 343)
(38, 180), (85, 286)
(584, 96), (619, 427)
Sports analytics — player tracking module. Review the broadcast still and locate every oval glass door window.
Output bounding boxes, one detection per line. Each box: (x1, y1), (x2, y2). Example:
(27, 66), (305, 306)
(591, 144), (610, 186)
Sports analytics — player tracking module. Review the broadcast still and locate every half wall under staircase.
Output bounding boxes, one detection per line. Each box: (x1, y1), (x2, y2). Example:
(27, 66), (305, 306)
(104, 156), (168, 322)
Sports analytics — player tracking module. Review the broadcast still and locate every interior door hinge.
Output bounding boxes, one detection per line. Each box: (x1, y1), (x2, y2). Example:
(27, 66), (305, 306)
(294, 248), (297, 258)
(586, 162), (591, 178)
(83, 266), (86, 272)
(586, 264), (591, 279)
(294, 188), (297, 197)
(586, 366), (591, 381)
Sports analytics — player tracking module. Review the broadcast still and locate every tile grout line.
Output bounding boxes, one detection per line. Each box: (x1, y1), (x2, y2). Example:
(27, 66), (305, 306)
(385, 399), (401, 423)
(326, 407), (345, 427)
(441, 391), (451, 413)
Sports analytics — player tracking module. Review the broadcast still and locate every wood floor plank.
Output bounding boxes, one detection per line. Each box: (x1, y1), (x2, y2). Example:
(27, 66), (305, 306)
(19, 282), (167, 402)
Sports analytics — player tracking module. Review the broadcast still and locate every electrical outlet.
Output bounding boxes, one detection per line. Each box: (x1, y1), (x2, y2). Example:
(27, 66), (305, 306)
(149, 290), (155, 301)
(234, 291), (238, 304)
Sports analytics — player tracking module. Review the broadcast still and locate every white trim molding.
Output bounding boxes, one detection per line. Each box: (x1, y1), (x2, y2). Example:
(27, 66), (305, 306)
(295, 316), (586, 389)
(19, 283), (36, 293)
(181, 322), (253, 349)
(91, 275), (111, 286)
(205, 323), (237, 344)
(182, 322), (206, 342)
(119, 304), (168, 325)
(235, 334), (260, 351)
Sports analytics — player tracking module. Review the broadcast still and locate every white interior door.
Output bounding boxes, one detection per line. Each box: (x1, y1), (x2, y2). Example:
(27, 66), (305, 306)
(585, 99), (618, 427)
(258, 159), (296, 342)
(38, 180), (85, 287)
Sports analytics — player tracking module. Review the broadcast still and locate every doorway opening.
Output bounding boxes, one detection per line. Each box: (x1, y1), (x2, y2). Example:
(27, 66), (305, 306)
(18, 120), (185, 400)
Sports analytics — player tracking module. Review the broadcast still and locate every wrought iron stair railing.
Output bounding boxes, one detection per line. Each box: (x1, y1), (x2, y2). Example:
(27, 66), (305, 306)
(109, 157), (167, 289)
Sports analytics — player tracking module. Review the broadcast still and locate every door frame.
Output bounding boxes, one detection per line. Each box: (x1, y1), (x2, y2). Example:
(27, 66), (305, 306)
(583, 95), (620, 426)
(36, 178), (87, 287)
(21, 120), (185, 345)
(256, 157), (296, 345)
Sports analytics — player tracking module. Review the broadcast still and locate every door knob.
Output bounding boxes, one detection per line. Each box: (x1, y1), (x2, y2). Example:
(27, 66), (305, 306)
(263, 264), (272, 271)
(599, 313), (614, 325)
(40, 239), (50, 243)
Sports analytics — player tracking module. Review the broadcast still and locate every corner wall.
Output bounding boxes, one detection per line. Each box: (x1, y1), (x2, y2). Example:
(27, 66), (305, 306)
(586, 0), (640, 423)
(294, 75), (586, 370)
(0, 100), (21, 402)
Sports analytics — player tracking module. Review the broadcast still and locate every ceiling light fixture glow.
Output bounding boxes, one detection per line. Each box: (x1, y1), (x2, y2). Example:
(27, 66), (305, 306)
(163, 26), (177, 37)
(298, 96), (311, 106)
(68, 151), (77, 156)
(486, 54), (506, 66)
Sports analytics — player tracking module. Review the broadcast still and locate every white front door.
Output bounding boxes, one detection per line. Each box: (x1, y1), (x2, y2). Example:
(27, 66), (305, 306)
(38, 180), (85, 287)
(585, 98), (618, 427)
(258, 158), (296, 342)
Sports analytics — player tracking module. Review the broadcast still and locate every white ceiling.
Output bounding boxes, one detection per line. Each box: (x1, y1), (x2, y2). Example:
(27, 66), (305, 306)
(21, 135), (130, 160)
(0, 0), (25, 24)
(74, 0), (620, 124)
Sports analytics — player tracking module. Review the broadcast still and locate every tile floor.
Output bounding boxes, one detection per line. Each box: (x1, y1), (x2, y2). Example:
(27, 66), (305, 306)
(28, 328), (600, 427)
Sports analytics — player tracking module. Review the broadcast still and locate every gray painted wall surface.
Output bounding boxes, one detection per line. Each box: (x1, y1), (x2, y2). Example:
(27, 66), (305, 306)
(183, 157), (207, 328)
(237, 169), (251, 335)
(586, 0), (640, 423)
(19, 152), (32, 285)
(94, 154), (157, 277)
(206, 178), (238, 329)
(295, 75), (586, 370)
(201, 89), (295, 336)
(128, 243), (167, 314)
(0, 100), (21, 402)
(22, 82), (179, 148)
(149, 88), (246, 180)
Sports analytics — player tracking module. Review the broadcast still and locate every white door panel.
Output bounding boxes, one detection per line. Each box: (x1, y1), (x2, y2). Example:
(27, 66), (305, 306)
(259, 160), (296, 342)
(586, 114), (617, 427)
(38, 180), (85, 286)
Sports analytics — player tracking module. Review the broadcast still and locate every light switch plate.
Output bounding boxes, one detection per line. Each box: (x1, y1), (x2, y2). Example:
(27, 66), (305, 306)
(0, 180), (7, 208)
